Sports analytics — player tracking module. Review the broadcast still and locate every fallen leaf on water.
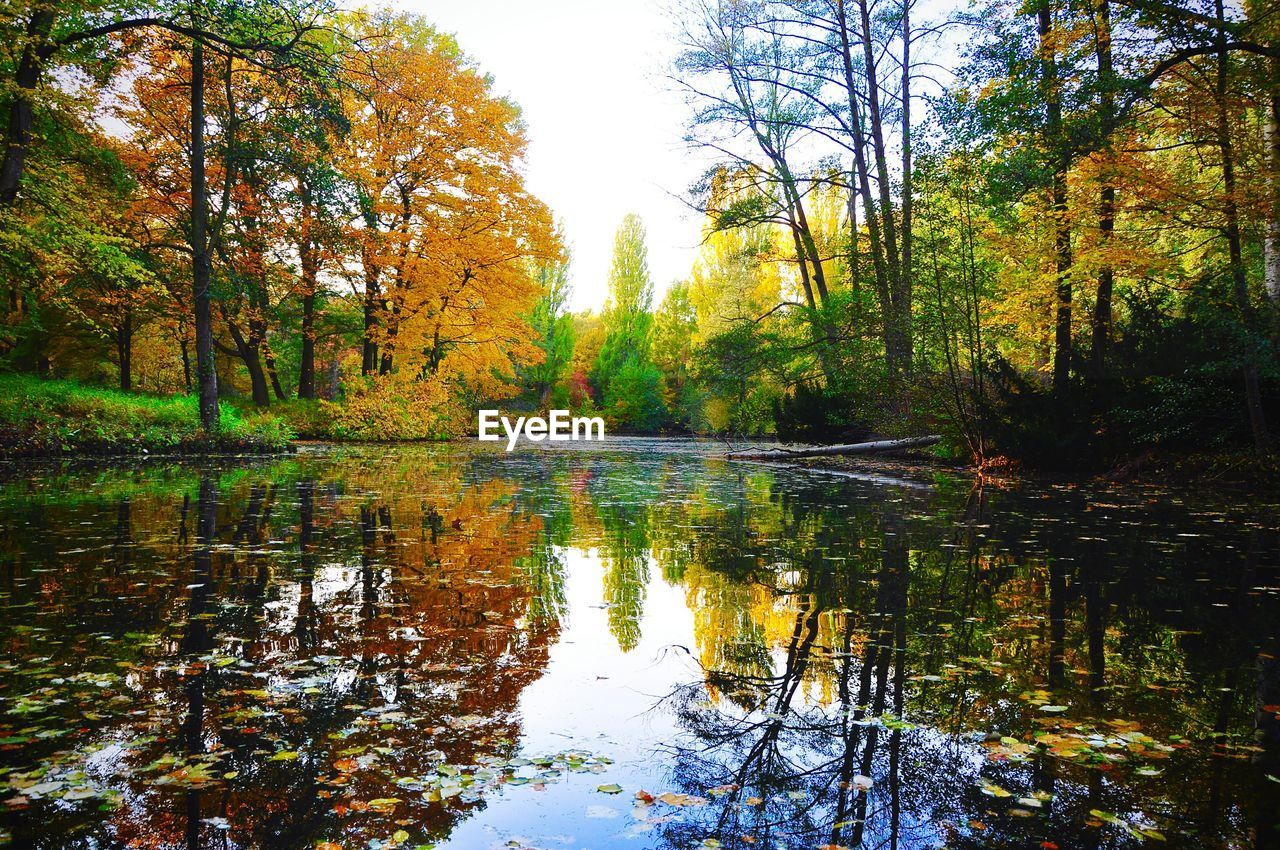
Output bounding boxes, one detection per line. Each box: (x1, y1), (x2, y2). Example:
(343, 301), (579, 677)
(656, 791), (708, 807)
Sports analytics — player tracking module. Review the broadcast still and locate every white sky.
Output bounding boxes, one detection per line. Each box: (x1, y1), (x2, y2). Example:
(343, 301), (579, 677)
(407, 0), (707, 312)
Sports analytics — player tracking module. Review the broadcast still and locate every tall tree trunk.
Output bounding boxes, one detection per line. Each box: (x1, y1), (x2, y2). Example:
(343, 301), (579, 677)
(227, 319), (271, 407)
(265, 348), (286, 400)
(1265, 83), (1280, 328)
(360, 223), (380, 376)
(781, 189), (835, 380)
(117, 309), (132, 392)
(856, 0), (908, 381)
(297, 187), (318, 399)
(899, 0), (914, 385)
(1040, 1), (1074, 398)
(1092, 184), (1116, 378)
(788, 220), (819, 312)
(835, 0), (894, 374)
(242, 167), (275, 407)
(1091, 0), (1116, 381)
(180, 332), (192, 393)
(0, 10), (53, 208)
(1214, 0), (1270, 456)
(299, 290), (316, 398)
(847, 169), (860, 295)
(377, 196), (413, 376)
(326, 352), (340, 399)
(361, 278), (379, 375)
(780, 171), (829, 304)
(190, 37), (219, 431)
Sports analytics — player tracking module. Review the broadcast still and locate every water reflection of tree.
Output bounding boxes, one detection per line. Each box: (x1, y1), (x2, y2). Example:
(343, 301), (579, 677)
(650, 492), (914, 850)
(2, 449), (1279, 848)
(588, 458), (662, 651)
(648, 475), (1279, 850)
(0, 456), (571, 848)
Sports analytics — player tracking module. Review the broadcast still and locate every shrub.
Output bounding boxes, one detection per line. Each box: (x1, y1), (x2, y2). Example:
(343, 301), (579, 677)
(773, 382), (876, 444)
(324, 377), (466, 441)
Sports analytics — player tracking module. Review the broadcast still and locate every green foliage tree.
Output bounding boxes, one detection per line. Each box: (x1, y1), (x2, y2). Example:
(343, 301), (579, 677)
(521, 255), (575, 407)
(652, 281), (702, 430)
(592, 214), (666, 430)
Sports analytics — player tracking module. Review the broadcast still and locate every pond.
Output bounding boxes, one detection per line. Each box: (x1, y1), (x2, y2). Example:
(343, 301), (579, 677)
(1, 439), (1277, 850)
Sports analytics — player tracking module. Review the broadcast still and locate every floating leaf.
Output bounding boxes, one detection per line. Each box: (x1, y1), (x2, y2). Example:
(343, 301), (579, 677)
(656, 791), (708, 807)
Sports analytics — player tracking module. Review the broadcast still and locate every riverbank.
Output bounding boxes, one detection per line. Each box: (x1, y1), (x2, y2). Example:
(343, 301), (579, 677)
(781, 446), (1280, 491)
(0, 376), (293, 458)
(3, 376), (1274, 490)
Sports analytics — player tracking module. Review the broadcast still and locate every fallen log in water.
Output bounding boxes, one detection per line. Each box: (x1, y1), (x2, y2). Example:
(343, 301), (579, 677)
(724, 435), (942, 460)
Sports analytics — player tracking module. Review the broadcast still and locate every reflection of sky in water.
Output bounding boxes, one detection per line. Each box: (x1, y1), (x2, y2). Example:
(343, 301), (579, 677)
(445, 547), (700, 849)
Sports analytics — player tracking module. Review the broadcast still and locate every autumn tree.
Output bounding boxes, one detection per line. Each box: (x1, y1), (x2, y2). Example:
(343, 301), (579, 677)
(337, 12), (557, 408)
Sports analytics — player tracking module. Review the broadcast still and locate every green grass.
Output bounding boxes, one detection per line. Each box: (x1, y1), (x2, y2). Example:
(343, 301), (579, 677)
(0, 375), (294, 456)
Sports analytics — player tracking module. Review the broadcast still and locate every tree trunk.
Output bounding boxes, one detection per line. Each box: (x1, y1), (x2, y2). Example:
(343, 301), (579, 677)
(378, 289), (398, 375)
(183, 332), (194, 396)
(265, 347), (286, 400)
(788, 220), (819, 311)
(299, 292), (316, 398)
(781, 173), (829, 304)
(117, 309), (133, 392)
(326, 353), (340, 400)
(227, 320), (271, 408)
(1091, 185), (1115, 379)
(1214, 0), (1270, 456)
(856, 0), (908, 380)
(1040, 2), (1074, 398)
(360, 233), (380, 375)
(190, 37), (219, 431)
(361, 288), (378, 374)
(1265, 86), (1280, 325)
(835, 0), (895, 377)
(725, 434), (941, 459)
(1090, 0), (1116, 381)
(0, 10), (53, 208)
(847, 170), (860, 295)
(297, 187), (318, 399)
(898, 0), (914, 385)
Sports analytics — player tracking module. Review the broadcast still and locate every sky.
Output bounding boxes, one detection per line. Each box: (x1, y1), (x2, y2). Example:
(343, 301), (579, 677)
(406, 0), (707, 312)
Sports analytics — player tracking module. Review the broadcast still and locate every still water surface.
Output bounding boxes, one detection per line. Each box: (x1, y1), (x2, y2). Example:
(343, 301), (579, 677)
(1, 439), (1278, 849)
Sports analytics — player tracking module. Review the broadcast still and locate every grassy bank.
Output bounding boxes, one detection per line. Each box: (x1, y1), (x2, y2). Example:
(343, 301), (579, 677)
(0, 375), (293, 458)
